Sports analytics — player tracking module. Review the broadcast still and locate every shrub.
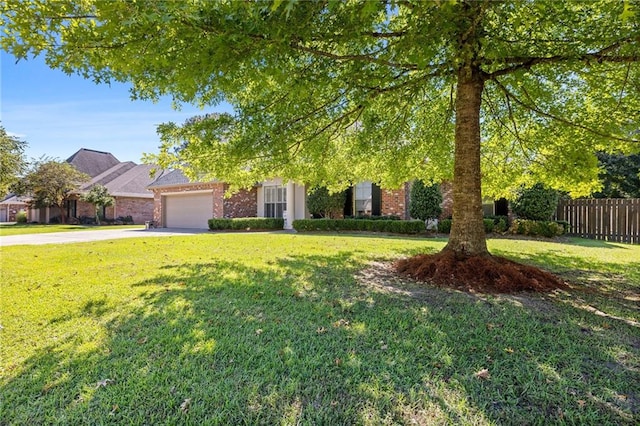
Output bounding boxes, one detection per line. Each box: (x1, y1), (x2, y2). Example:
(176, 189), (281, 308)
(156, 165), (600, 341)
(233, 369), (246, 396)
(208, 217), (284, 231)
(510, 219), (565, 238)
(116, 215), (134, 224)
(307, 187), (347, 219)
(437, 219), (452, 233)
(483, 218), (494, 233)
(485, 215), (510, 233)
(347, 215), (400, 220)
(556, 220), (571, 233)
(436, 218), (496, 234)
(16, 210), (27, 223)
(409, 180), (442, 221)
(292, 219), (425, 234)
(511, 183), (559, 221)
(79, 216), (97, 225)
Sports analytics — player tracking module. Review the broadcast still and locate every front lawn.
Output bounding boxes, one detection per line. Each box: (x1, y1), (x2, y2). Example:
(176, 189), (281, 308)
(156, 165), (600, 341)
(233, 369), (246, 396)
(1, 234), (638, 424)
(0, 223), (143, 236)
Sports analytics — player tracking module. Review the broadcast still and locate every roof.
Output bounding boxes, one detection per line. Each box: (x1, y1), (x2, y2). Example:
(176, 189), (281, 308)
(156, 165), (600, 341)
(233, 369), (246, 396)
(66, 148), (120, 177)
(0, 194), (29, 205)
(81, 164), (158, 198)
(147, 169), (192, 188)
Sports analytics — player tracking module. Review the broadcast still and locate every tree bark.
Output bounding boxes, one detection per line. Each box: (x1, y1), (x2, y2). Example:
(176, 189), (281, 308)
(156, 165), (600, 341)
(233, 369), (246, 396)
(443, 66), (489, 257)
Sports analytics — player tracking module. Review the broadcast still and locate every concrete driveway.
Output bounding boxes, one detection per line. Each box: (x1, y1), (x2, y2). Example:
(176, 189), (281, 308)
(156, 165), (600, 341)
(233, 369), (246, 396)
(0, 227), (209, 246)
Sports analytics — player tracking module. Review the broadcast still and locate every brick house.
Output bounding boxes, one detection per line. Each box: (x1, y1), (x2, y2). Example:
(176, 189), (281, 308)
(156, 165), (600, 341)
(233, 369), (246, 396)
(148, 169), (419, 229)
(21, 148), (155, 224)
(148, 171), (307, 229)
(0, 194), (29, 222)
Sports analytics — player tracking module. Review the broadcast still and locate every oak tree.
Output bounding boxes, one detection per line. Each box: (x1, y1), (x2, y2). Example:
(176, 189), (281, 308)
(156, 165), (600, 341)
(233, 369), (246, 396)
(3, 0), (639, 261)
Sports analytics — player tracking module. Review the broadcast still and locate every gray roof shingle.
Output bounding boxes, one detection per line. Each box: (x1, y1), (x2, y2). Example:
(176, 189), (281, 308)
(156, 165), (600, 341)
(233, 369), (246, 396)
(66, 148), (120, 177)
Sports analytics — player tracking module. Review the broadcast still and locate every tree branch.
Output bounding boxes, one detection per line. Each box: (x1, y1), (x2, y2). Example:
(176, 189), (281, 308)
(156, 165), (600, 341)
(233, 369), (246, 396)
(484, 37), (640, 79)
(492, 79), (639, 144)
(290, 42), (419, 70)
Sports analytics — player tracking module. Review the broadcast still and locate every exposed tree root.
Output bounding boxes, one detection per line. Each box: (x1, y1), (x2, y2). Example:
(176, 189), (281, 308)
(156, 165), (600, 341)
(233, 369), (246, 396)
(395, 251), (569, 294)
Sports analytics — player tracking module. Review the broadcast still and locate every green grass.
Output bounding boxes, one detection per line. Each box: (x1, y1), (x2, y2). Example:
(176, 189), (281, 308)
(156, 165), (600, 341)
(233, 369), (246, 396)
(0, 223), (143, 236)
(1, 234), (638, 424)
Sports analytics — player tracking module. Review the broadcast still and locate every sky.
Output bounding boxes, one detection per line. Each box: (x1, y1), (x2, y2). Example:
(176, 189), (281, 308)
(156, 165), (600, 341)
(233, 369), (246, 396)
(1, 50), (233, 163)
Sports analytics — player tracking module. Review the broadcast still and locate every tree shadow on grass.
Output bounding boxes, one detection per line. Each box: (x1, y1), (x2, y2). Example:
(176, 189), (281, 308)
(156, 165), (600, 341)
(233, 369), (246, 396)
(2, 251), (638, 424)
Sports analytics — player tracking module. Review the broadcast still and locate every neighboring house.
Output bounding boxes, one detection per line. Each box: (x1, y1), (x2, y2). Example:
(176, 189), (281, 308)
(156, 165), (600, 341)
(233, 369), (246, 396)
(147, 169), (416, 229)
(0, 194), (29, 222)
(23, 148), (155, 224)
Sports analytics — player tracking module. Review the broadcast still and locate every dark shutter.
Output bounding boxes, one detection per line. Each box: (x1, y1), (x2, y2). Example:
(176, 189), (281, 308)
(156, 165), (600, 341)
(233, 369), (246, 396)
(372, 184), (381, 216)
(343, 187), (353, 217)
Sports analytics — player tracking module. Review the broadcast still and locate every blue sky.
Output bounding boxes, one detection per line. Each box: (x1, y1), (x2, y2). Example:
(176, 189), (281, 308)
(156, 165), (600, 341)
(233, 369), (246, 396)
(1, 50), (232, 163)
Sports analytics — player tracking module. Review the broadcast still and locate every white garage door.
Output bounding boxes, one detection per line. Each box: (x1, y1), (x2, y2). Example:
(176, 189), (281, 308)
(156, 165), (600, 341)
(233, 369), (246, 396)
(164, 192), (213, 229)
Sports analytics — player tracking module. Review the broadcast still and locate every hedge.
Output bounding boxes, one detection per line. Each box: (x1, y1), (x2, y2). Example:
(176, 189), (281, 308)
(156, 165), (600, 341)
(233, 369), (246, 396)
(208, 218), (284, 231)
(509, 219), (566, 238)
(437, 218), (497, 234)
(292, 219), (425, 234)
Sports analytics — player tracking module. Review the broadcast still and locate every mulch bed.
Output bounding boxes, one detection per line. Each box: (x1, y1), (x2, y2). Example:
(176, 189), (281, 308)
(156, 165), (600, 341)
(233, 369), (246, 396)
(396, 250), (569, 294)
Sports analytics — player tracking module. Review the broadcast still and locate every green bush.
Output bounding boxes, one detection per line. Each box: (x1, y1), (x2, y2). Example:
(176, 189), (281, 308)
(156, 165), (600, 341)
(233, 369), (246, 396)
(208, 217), (284, 231)
(116, 215), (134, 224)
(485, 215), (509, 233)
(307, 187), (347, 219)
(483, 218), (495, 233)
(511, 183), (559, 221)
(347, 215), (401, 220)
(437, 219), (452, 233)
(409, 180), (442, 221)
(16, 210), (27, 223)
(292, 219), (425, 234)
(510, 219), (565, 238)
(436, 218), (496, 234)
(555, 220), (571, 233)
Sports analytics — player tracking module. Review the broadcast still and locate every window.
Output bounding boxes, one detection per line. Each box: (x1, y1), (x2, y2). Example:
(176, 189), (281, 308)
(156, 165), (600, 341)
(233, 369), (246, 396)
(264, 185), (287, 218)
(65, 199), (77, 219)
(354, 181), (373, 215)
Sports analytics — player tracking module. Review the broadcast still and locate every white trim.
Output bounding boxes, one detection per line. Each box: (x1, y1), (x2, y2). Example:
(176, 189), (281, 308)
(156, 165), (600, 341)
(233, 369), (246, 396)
(159, 189), (214, 196)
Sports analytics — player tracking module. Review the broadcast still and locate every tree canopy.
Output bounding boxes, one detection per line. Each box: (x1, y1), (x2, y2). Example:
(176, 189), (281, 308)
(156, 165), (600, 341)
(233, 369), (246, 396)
(2, 0), (639, 257)
(13, 160), (89, 224)
(0, 124), (28, 196)
(593, 152), (640, 198)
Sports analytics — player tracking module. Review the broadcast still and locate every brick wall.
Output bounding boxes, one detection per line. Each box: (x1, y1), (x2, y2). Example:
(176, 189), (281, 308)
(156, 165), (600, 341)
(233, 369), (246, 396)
(112, 197), (154, 224)
(223, 186), (257, 218)
(76, 200), (95, 218)
(381, 183), (409, 218)
(440, 181), (454, 220)
(212, 184), (225, 218)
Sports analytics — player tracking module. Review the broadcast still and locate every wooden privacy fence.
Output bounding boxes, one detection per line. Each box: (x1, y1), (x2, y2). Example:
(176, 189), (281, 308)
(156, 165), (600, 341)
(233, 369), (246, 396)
(555, 199), (640, 244)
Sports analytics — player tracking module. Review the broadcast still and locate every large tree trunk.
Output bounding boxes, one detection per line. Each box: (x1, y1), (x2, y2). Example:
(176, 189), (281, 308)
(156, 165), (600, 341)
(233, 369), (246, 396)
(443, 66), (488, 257)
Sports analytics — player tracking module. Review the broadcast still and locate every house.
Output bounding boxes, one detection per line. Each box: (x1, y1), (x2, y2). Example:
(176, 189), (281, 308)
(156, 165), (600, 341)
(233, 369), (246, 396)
(148, 170), (417, 229)
(0, 194), (29, 222)
(21, 148), (155, 224)
(148, 171), (305, 229)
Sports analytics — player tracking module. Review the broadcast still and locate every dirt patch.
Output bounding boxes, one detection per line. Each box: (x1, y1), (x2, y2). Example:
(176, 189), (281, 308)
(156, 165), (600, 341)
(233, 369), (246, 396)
(396, 251), (569, 294)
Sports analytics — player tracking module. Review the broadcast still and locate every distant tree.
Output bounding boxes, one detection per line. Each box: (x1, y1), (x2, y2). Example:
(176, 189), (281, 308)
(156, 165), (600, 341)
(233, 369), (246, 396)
(0, 124), (27, 196)
(409, 181), (443, 222)
(593, 152), (640, 198)
(81, 184), (114, 224)
(307, 187), (346, 219)
(511, 184), (560, 221)
(14, 160), (89, 224)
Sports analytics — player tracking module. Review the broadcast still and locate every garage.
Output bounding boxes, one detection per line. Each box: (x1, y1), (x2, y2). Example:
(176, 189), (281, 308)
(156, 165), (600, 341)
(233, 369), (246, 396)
(163, 192), (213, 229)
